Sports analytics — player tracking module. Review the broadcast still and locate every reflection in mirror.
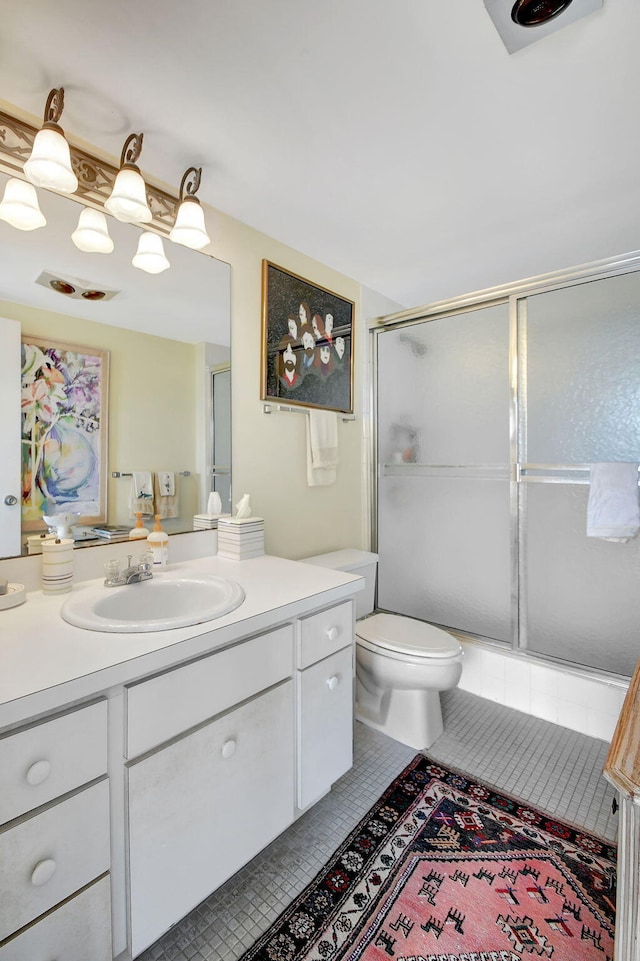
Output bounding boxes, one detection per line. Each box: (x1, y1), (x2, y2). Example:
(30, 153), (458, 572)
(0, 171), (231, 559)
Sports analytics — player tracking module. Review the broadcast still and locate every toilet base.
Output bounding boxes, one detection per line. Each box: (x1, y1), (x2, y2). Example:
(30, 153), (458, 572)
(356, 679), (444, 751)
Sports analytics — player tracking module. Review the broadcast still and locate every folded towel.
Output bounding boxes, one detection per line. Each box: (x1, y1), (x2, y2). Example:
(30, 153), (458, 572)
(587, 462), (640, 542)
(153, 471), (179, 519)
(129, 471), (154, 517)
(306, 409), (339, 486)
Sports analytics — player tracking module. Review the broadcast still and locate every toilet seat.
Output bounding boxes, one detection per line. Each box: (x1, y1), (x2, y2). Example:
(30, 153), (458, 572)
(356, 612), (462, 661)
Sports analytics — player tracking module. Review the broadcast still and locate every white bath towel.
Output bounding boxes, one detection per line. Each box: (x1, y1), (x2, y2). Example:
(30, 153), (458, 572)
(129, 471), (154, 517)
(306, 409), (339, 487)
(587, 462), (640, 542)
(153, 471), (179, 519)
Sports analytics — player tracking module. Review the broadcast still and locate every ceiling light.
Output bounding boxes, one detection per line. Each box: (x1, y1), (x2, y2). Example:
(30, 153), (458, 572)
(0, 178), (46, 230)
(23, 88), (78, 195)
(169, 166), (210, 250)
(105, 133), (152, 224)
(49, 279), (76, 295)
(132, 231), (170, 274)
(511, 0), (573, 24)
(71, 207), (114, 253)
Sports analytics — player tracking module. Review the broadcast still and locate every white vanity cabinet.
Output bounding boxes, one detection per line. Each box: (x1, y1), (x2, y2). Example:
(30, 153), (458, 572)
(0, 700), (111, 960)
(296, 601), (355, 811)
(126, 626), (296, 957)
(0, 555), (361, 961)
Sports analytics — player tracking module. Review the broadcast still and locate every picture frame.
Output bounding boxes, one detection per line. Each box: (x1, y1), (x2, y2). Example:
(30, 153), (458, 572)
(21, 334), (109, 531)
(261, 260), (355, 413)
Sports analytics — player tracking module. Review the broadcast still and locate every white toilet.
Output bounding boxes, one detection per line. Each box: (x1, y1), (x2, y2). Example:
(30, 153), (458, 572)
(301, 549), (463, 751)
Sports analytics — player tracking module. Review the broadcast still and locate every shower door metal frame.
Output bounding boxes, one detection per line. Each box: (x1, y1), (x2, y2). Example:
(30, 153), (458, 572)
(370, 248), (640, 680)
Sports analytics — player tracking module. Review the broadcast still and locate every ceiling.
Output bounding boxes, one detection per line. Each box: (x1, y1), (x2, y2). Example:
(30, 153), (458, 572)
(0, 0), (638, 311)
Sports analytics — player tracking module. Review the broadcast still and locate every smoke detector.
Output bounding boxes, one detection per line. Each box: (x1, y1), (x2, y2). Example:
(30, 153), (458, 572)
(36, 270), (119, 302)
(484, 0), (603, 53)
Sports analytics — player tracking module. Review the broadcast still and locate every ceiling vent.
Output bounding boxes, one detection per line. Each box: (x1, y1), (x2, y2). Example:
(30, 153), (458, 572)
(36, 269), (119, 302)
(484, 0), (603, 53)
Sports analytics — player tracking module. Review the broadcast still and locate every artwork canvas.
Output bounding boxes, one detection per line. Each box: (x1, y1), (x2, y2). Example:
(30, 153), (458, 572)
(21, 335), (109, 531)
(261, 261), (355, 413)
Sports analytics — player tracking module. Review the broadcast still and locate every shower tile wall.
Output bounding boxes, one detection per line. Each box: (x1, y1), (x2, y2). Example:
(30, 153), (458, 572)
(458, 641), (628, 741)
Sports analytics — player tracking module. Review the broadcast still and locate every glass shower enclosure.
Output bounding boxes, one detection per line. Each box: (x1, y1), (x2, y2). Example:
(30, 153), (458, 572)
(375, 263), (640, 679)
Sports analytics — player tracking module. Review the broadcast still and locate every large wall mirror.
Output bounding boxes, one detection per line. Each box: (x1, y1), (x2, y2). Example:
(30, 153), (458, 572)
(0, 170), (231, 559)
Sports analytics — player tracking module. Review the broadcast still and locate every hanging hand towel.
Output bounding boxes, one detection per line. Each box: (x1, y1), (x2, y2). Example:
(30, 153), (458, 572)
(587, 462), (640, 542)
(306, 409), (339, 486)
(129, 471), (155, 517)
(153, 471), (180, 519)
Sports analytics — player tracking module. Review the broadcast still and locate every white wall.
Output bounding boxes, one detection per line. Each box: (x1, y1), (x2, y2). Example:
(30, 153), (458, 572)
(205, 211), (367, 560)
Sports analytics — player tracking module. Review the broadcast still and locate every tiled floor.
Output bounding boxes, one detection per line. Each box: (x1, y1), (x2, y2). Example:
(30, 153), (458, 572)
(138, 688), (618, 961)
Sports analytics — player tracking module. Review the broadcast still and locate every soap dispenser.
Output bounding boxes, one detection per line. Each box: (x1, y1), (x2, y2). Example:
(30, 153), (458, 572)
(147, 514), (168, 568)
(129, 512), (150, 540)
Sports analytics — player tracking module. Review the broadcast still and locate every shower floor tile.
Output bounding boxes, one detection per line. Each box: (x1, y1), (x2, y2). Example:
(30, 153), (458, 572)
(137, 688), (618, 961)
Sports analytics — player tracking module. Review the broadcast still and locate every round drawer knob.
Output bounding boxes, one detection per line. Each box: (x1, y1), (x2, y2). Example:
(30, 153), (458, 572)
(221, 738), (237, 759)
(326, 675), (339, 691)
(31, 858), (57, 887)
(26, 760), (52, 786)
(326, 626), (339, 642)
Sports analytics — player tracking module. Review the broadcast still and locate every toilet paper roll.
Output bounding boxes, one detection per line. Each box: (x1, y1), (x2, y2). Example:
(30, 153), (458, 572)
(41, 538), (74, 594)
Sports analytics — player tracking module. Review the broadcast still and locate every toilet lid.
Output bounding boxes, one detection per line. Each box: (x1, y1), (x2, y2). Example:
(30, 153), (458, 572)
(356, 613), (461, 659)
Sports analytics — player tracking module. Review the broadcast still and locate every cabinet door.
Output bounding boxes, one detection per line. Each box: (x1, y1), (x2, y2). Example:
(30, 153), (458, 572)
(0, 875), (111, 961)
(297, 645), (354, 811)
(0, 780), (110, 942)
(128, 681), (294, 957)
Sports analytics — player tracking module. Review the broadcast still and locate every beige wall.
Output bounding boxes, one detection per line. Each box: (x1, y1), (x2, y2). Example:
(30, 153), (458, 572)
(205, 214), (367, 560)
(2, 299), (198, 534)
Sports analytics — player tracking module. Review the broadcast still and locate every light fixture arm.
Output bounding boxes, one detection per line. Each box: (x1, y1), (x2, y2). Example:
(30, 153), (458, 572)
(42, 88), (66, 128)
(179, 166), (202, 202)
(120, 132), (144, 169)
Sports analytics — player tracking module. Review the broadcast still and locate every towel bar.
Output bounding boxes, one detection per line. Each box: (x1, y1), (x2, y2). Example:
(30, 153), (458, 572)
(262, 403), (355, 422)
(111, 470), (192, 478)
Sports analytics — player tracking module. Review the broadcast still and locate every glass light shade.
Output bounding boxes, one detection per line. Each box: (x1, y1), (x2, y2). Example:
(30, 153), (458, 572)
(132, 232), (170, 274)
(71, 207), (114, 253)
(105, 166), (152, 224)
(169, 197), (210, 249)
(24, 126), (78, 194)
(0, 178), (46, 231)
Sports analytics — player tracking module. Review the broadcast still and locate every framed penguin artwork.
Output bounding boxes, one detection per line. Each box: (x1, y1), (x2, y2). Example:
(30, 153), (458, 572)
(261, 260), (354, 414)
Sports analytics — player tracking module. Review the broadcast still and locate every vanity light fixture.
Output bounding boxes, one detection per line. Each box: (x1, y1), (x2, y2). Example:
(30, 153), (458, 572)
(132, 231), (170, 274)
(0, 177), (47, 231)
(23, 88), (78, 195)
(169, 166), (210, 250)
(105, 133), (152, 225)
(71, 207), (114, 253)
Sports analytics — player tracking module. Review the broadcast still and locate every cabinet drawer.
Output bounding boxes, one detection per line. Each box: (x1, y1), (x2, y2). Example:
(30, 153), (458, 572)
(0, 875), (112, 961)
(0, 700), (108, 825)
(128, 680), (294, 956)
(297, 646), (354, 810)
(126, 624), (294, 758)
(297, 601), (353, 669)
(0, 779), (110, 942)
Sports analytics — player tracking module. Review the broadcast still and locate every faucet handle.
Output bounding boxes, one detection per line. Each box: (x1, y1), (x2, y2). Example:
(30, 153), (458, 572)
(104, 558), (121, 579)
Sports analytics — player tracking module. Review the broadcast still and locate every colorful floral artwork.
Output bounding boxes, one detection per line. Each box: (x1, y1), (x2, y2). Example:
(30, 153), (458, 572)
(261, 261), (354, 413)
(21, 336), (109, 530)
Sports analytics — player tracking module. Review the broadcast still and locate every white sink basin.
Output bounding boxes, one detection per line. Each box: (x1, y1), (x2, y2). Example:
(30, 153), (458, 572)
(61, 573), (245, 633)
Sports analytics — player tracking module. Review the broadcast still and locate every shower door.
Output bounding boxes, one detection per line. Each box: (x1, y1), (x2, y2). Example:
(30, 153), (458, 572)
(376, 303), (513, 643)
(519, 271), (640, 676)
(376, 266), (640, 678)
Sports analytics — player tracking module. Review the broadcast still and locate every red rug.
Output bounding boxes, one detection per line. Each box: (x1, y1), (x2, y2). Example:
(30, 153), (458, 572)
(243, 755), (616, 961)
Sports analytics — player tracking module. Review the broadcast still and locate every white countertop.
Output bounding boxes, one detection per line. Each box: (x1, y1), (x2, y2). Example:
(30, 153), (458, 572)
(0, 553), (363, 729)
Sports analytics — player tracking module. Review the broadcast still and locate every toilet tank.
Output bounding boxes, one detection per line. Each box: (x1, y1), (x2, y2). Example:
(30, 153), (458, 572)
(300, 549), (378, 619)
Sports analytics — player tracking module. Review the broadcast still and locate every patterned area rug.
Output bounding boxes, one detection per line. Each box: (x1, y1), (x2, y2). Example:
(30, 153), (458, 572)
(243, 755), (616, 961)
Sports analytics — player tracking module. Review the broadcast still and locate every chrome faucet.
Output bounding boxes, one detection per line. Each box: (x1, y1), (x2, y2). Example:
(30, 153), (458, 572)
(104, 553), (153, 587)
